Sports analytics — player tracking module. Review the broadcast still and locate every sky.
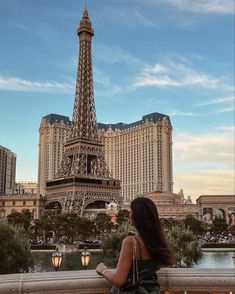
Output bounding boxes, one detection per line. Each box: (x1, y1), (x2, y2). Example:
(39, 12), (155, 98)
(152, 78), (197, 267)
(0, 0), (234, 202)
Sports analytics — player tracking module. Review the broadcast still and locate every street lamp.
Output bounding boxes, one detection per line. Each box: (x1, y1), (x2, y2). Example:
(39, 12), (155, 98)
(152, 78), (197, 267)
(81, 247), (91, 269)
(232, 253), (235, 268)
(51, 248), (63, 271)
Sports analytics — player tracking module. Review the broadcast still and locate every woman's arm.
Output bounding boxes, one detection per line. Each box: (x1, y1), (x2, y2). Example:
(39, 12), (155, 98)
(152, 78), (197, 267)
(96, 236), (133, 287)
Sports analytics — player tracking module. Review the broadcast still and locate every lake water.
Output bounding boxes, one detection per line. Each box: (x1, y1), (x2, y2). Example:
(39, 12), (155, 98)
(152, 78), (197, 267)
(32, 250), (235, 272)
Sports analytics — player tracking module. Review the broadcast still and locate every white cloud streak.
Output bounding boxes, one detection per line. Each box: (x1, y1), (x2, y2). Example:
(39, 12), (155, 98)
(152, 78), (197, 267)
(94, 67), (121, 98)
(0, 74), (74, 93)
(134, 60), (222, 89)
(162, 0), (234, 15)
(95, 44), (142, 66)
(174, 130), (234, 163)
(195, 95), (234, 106)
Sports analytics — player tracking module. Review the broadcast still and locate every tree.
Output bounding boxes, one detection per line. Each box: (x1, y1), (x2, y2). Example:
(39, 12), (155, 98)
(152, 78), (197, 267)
(33, 210), (56, 242)
(102, 222), (133, 267)
(211, 216), (228, 236)
(0, 220), (34, 274)
(7, 209), (32, 231)
(183, 215), (207, 237)
(229, 225), (235, 237)
(167, 226), (202, 268)
(160, 217), (182, 231)
(95, 213), (113, 236)
(116, 209), (130, 225)
(78, 217), (96, 240)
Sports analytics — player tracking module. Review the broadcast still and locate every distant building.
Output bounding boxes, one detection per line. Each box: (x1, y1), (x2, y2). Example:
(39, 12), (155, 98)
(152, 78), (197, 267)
(38, 114), (71, 196)
(196, 195), (235, 225)
(0, 194), (44, 219)
(98, 113), (173, 201)
(143, 189), (197, 220)
(15, 180), (38, 195)
(0, 145), (16, 195)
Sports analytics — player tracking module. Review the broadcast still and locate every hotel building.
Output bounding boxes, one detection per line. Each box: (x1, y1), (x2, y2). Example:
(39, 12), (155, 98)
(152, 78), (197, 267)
(38, 114), (71, 196)
(0, 145), (16, 195)
(38, 112), (173, 202)
(98, 112), (173, 201)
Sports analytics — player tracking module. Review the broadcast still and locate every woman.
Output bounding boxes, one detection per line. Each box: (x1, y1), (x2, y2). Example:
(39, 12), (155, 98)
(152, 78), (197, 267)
(96, 197), (175, 293)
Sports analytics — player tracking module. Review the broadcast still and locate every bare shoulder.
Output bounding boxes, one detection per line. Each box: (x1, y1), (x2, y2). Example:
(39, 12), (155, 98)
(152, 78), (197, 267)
(122, 236), (134, 247)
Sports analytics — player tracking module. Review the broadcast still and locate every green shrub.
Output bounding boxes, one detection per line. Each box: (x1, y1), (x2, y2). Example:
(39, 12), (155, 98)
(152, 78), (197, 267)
(167, 225), (202, 267)
(0, 220), (34, 274)
(102, 222), (133, 267)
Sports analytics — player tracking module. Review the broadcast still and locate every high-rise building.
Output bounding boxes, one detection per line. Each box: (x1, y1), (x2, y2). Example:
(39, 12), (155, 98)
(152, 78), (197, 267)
(98, 112), (173, 201)
(44, 8), (121, 215)
(38, 114), (71, 196)
(0, 145), (16, 195)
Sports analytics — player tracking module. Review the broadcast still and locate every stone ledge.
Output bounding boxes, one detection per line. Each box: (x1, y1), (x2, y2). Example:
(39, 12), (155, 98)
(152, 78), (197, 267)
(0, 268), (234, 294)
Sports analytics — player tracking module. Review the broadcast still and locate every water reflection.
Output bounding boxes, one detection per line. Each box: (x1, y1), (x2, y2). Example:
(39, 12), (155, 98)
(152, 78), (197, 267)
(32, 251), (234, 272)
(194, 251), (234, 268)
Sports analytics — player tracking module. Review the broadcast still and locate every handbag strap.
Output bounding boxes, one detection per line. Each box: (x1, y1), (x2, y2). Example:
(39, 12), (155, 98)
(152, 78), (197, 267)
(132, 237), (139, 284)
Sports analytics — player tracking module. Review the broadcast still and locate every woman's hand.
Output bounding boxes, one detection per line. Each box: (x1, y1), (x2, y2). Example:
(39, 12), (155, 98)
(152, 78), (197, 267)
(96, 262), (107, 276)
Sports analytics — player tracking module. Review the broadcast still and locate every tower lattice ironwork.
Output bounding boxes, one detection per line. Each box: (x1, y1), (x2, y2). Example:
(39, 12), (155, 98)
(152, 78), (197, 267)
(45, 8), (122, 215)
(57, 8), (110, 179)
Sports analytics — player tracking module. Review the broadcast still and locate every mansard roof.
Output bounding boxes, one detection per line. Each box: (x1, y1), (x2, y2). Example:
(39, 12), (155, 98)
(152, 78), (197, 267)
(98, 112), (172, 131)
(42, 114), (71, 125)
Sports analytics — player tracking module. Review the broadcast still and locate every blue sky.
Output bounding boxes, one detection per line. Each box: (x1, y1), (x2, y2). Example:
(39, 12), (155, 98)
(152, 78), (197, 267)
(0, 0), (234, 201)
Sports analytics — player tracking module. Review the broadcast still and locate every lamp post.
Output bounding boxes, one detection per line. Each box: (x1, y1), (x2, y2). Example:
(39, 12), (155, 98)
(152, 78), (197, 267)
(51, 248), (63, 271)
(81, 247), (91, 269)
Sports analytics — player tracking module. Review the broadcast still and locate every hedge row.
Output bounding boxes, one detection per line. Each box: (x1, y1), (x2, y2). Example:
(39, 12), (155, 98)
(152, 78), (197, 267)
(202, 243), (235, 248)
(31, 245), (56, 250)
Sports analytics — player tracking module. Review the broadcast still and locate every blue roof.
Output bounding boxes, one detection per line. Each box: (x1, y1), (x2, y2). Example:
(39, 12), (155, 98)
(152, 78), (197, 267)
(98, 112), (171, 131)
(43, 114), (71, 125)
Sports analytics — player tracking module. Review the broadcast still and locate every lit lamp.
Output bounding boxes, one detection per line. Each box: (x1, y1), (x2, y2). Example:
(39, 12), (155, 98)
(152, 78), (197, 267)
(51, 248), (63, 271)
(232, 253), (235, 268)
(81, 247), (91, 269)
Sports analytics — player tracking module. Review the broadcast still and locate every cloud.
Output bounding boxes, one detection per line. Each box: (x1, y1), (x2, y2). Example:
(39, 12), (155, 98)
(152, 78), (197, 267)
(94, 67), (121, 98)
(215, 125), (235, 132)
(162, 0), (234, 15)
(169, 110), (194, 116)
(195, 95), (234, 106)
(174, 169), (234, 202)
(0, 74), (74, 93)
(214, 105), (235, 113)
(134, 60), (222, 89)
(102, 7), (157, 28)
(95, 44), (142, 66)
(0, 19), (57, 42)
(173, 128), (234, 200)
(132, 11), (156, 27)
(174, 130), (234, 163)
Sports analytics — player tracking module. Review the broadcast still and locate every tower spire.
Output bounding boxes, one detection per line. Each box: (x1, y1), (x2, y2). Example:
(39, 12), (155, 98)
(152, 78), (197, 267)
(68, 6), (97, 144)
(56, 9), (110, 179)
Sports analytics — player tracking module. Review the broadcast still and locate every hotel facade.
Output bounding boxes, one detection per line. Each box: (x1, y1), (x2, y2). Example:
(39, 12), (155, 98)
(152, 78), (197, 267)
(38, 114), (71, 196)
(38, 112), (173, 202)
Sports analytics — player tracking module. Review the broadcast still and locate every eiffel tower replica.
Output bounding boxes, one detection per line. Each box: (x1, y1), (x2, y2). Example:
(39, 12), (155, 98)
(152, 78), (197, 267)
(45, 8), (122, 216)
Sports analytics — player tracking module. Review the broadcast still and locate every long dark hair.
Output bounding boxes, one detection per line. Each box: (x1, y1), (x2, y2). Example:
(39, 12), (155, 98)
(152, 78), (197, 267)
(130, 197), (175, 267)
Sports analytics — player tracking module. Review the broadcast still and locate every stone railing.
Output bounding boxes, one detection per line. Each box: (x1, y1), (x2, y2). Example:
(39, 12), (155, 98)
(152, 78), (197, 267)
(0, 268), (234, 294)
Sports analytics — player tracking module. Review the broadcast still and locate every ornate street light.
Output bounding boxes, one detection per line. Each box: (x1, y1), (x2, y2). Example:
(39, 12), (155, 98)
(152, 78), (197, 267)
(81, 247), (91, 269)
(51, 248), (63, 271)
(232, 253), (235, 268)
